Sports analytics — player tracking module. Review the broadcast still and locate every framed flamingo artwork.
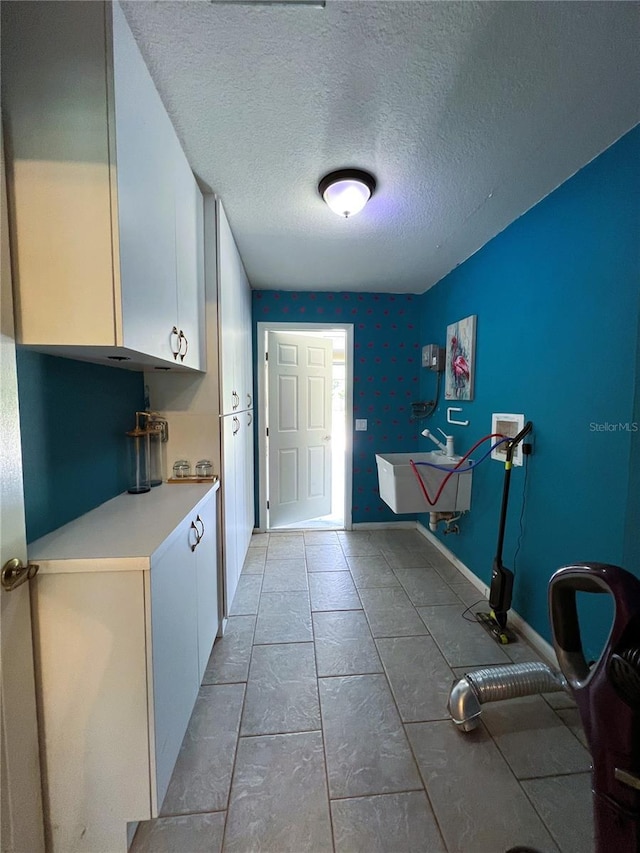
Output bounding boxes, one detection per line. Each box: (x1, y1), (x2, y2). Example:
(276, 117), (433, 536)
(445, 314), (476, 401)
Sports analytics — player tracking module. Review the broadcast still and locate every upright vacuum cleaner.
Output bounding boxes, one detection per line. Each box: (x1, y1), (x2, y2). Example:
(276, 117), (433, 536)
(476, 420), (533, 644)
(549, 563), (640, 853)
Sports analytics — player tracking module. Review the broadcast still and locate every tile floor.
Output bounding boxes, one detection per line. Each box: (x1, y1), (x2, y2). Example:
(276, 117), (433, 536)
(131, 529), (594, 853)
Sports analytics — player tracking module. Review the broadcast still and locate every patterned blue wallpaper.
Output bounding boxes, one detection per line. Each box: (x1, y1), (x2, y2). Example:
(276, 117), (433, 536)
(252, 291), (424, 524)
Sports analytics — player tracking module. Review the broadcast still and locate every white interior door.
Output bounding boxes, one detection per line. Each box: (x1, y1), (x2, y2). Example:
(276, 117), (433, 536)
(1, 139), (45, 852)
(267, 331), (333, 528)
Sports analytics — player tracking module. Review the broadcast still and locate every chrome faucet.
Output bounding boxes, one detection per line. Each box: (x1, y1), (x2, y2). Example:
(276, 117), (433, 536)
(422, 427), (455, 458)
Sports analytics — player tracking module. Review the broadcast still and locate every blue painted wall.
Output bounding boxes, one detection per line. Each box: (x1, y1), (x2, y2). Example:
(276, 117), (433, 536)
(251, 127), (639, 654)
(16, 352), (145, 542)
(419, 126), (640, 651)
(624, 303), (640, 575)
(252, 292), (423, 525)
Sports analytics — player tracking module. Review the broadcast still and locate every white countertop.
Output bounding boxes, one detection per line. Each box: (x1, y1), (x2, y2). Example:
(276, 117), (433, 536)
(28, 482), (219, 574)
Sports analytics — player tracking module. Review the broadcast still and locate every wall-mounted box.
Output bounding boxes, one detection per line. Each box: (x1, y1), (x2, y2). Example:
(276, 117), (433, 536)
(491, 413), (525, 466)
(422, 344), (445, 371)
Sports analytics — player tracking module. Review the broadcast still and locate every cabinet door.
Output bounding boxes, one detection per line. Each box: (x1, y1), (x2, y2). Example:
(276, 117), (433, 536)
(218, 201), (254, 415)
(218, 203), (239, 414)
(112, 1), (177, 363)
(150, 525), (200, 809)
(240, 278), (254, 410)
(1, 1), (118, 348)
(234, 415), (247, 562)
(234, 411), (254, 563)
(243, 410), (256, 554)
(222, 414), (240, 614)
(175, 149), (205, 371)
(194, 492), (218, 682)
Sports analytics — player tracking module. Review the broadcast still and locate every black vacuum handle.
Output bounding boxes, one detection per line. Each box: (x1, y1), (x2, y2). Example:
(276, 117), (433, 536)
(549, 568), (611, 684)
(495, 421), (533, 563)
(505, 420), (533, 463)
(549, 563), (640, 689)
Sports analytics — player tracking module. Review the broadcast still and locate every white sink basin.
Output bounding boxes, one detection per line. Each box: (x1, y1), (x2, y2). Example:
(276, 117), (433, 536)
(375, 452), (472, 514)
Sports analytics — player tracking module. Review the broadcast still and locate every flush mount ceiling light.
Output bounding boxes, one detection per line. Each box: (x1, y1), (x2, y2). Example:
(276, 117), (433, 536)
(318, 169), (376, 218)
(211, 1), (325, 6)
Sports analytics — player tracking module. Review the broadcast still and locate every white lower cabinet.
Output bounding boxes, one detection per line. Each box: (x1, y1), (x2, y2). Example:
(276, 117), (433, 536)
(222, 413), (241, 610)
(150, 526), (200, 805)
(194, 504), (219, 682)
(28, 484), (219, 853)
(242, 410), (256, 557)
(221, 409), (255, 615)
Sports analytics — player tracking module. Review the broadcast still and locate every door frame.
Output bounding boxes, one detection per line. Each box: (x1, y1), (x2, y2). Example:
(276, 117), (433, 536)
(257, 322), (354, 532)
(1, 132), (45, 851)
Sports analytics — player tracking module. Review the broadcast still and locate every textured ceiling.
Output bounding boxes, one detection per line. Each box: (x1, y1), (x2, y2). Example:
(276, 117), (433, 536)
(121, 0), (640, 293)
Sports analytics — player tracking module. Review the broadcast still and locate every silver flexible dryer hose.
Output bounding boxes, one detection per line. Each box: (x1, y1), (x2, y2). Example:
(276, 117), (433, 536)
(448, 661), (569, 732)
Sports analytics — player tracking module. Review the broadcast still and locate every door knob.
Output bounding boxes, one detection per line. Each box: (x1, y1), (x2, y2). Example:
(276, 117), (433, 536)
(323, 435), (331, 441)
(1, 557), (39, 592)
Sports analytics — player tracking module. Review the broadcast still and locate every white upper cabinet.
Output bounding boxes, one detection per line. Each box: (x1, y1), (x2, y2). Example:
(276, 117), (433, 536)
(1, 0), (205, 372)
(217, 201), (253, 413)
(111, 1), (178, 366)
(174, 149), (205, 371)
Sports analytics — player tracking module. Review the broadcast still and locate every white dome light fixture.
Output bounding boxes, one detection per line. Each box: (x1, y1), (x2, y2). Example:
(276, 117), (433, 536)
(318, 168), (376, 218)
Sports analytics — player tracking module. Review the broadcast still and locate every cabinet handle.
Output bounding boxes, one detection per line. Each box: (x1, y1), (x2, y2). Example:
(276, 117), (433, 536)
(233, 416), (240, 435)
(195, 514), (205, 541)
(178, 330), (188, 363)
(189, 520), (201, 552)
(247, 412), (253, 426)
(170, 326), (181, 360)
(247, 393), (252, 408)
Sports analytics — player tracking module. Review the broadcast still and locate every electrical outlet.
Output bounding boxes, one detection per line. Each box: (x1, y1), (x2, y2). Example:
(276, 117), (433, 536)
(355, 419), (367, 431)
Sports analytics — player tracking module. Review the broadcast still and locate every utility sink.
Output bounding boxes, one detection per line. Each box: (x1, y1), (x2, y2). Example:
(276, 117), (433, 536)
(375, 452), (472, 514)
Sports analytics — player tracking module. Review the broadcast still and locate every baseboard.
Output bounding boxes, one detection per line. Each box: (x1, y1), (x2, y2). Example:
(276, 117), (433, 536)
(416, 522), (558, 667)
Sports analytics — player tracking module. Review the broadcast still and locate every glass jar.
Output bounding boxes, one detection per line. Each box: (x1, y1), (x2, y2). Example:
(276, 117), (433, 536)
(148, 419), (166, 487)
(172, 459), (191, 479)
(126, 427), (150, 494)
(195, 459), (213, 477)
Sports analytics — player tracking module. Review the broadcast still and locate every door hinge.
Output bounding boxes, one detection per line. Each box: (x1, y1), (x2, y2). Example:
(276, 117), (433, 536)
(266, 427), (269, 437)
(265, 352), (269, 361)
(267, 500), (270, 509)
